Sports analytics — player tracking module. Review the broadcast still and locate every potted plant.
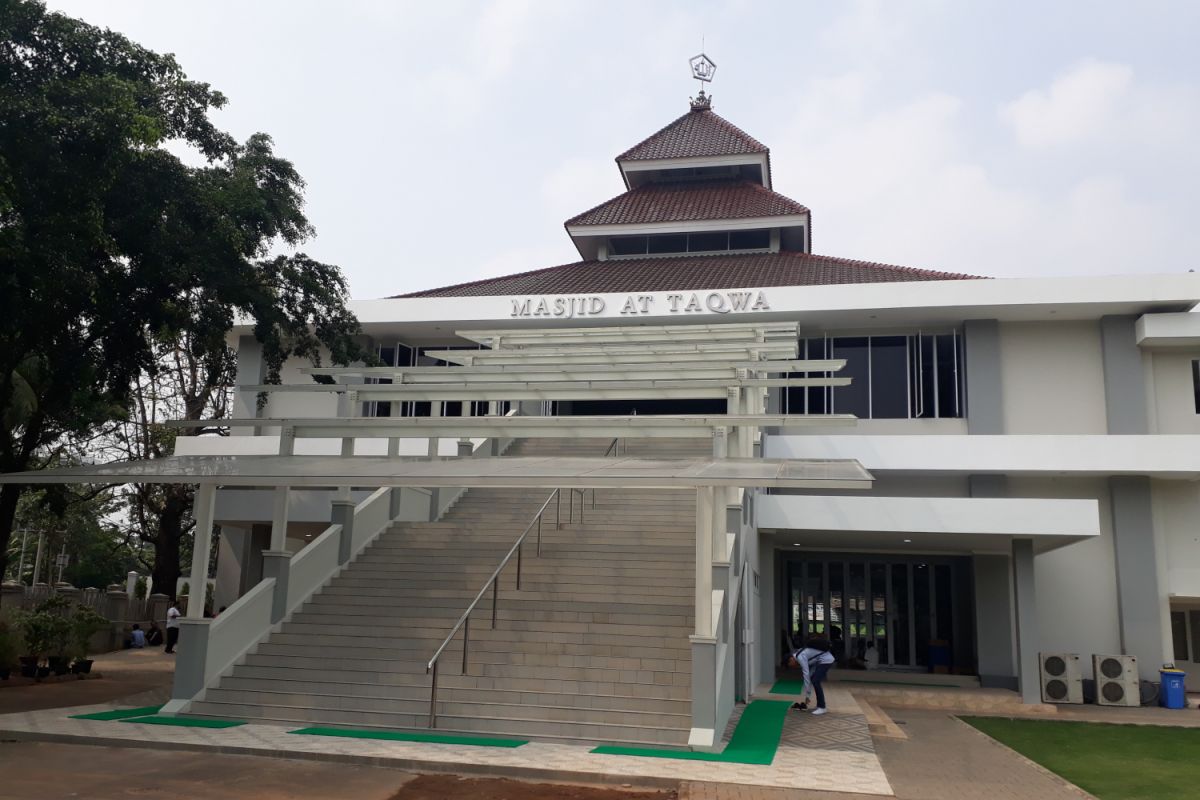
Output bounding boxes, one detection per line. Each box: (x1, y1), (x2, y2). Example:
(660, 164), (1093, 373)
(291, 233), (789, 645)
(15, 596), (74, 679)
(69, 605), (108, 674)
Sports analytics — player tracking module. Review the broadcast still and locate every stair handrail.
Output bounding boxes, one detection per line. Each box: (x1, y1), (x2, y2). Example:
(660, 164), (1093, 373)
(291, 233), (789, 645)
(425, 486), (578, 728)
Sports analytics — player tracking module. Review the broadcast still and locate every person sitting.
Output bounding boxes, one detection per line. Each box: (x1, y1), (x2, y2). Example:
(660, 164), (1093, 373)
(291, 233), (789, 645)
(787, 634), (837, 716)
(145, 622), (163, 646)
(129, 624), (146, 649)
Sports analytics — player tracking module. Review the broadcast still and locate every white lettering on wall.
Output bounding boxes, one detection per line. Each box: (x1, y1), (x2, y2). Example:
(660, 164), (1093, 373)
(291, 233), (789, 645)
(509, 291), (770, 318)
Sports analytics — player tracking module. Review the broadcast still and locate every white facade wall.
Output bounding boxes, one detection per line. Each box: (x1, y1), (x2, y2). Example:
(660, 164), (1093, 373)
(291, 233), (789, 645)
(998, 321), (1108, 434)
(1008, 476), (1124, 676)
(1148, 350), (1200, 434)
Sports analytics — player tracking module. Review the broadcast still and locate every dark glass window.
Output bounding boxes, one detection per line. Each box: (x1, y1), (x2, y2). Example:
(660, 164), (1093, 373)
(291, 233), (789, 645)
(1171, 611), (1190, 661)
(795, 332), (962, 419)
(832, 337), (869, 418)
(935, 334), (959, 417)
(805, 337), (829, 414)
(730, 229), (770, 249)
(688, 232), (728, 252)
(647, 234), (688, 254)
(870, 336), (908, 418)
(1193, 360), (1200, 414)
(610, 236), (647, 256)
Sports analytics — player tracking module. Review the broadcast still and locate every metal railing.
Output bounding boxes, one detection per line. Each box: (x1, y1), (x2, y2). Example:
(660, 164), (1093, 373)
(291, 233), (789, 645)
(425, 486), (583, 728)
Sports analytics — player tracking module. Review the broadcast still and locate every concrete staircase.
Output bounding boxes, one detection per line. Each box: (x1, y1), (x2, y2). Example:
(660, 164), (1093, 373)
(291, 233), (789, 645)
(188, 437), (708, 745)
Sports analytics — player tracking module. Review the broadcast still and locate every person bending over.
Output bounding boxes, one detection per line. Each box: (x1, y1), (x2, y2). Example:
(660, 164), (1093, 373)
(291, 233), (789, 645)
(788, 635), (836, 716)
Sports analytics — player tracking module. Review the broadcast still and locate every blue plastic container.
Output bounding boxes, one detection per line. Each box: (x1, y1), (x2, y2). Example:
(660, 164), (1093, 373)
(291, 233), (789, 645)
(1160, 669), (1187, 709)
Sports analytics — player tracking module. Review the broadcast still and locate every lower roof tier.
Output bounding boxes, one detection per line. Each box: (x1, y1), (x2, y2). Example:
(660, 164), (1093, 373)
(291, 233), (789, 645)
(396, 250), (983, 299)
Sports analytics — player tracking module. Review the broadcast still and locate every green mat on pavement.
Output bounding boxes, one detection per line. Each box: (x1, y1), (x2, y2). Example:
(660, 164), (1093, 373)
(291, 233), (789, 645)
(289, 726), (528, 747)
(70, 705), (163, 721)
(769, 678), (807, 696)
(591, 699), (791, 765)
(120, 715), (245, 728)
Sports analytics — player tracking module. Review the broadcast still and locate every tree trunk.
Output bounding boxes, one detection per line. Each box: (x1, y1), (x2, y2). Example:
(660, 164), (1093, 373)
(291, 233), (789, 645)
(152, 488), (189, 599)
(0, 483), (21, 605)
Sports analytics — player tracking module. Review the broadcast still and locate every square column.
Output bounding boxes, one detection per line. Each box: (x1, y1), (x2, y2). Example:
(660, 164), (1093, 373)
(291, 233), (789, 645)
(186, 484), (216, 619)
(694, 487), (714, 637)
(264, 486), (291, 622)
(331, 499), (356, 565)
(1011, 538), (1040, 704)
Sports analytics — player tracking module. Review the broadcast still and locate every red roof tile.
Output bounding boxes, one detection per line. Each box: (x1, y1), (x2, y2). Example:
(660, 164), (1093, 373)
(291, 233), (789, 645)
(395, 251), (985, 298)
(617, 108), (769, 161)
(565, 180), (808, 227)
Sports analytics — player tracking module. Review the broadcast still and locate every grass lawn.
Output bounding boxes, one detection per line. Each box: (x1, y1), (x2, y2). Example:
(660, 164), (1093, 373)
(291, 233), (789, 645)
(961, 716), (1200, 800)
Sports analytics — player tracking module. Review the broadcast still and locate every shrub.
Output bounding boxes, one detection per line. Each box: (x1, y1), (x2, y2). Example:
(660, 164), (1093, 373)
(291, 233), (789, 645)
(69, 606), (109, 660)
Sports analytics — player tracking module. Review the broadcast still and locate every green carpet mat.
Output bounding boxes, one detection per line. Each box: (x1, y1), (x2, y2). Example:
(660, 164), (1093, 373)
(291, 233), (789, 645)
(591, 699), (791, 765)
(288, 726), (527, 747)
(120, 715), (245, 728)
(70, 705), (163, 721)
(769, 678), (807, 695)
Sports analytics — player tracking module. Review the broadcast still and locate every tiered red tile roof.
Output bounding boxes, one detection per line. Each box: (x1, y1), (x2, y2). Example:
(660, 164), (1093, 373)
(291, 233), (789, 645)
(617, 108), (769, 161)
(395, 252), (984, 298)
(566, 180), (808, 227)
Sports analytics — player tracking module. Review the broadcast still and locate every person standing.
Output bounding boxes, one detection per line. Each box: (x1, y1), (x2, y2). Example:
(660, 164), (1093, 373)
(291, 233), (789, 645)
(788, 635), (836, 715)
(164, 601), (181, 654)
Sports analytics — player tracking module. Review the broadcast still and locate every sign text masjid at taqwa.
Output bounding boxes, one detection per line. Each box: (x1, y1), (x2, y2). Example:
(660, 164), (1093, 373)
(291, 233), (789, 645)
(509, 290), (772, 319)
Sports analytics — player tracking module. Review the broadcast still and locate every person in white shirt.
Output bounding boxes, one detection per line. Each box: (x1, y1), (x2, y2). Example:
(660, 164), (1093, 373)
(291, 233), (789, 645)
(164, 602), (181, 654)
(788, 635), (837, 715)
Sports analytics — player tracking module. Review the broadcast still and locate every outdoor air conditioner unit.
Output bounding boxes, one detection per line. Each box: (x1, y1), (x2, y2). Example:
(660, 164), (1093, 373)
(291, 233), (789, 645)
(1093, 654), (1140, 706)
(1039, 652), (1083, 704)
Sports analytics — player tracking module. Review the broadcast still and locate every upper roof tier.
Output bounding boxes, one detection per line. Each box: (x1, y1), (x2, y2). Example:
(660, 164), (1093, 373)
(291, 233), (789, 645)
(618, 107), (768, 161)
(616, 106), (773, 189)
(565, 179), (809, 228)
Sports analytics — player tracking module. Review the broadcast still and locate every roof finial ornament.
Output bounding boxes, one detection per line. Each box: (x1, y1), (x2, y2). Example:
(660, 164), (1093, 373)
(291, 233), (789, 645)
(689, 52), (716, 111)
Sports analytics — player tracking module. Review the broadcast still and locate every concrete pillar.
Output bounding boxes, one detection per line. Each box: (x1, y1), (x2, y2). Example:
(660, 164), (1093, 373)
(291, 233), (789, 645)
(55, 584), (79, 606)
(125, 571), (138, 597)
(695, 487), (714, 638)
(105, 587), (129, 624)
(331, 499), (356, 566)
(148, 593), (170, 626)
(171, 618), (211, 700)
(261, 551), (291, 623)
(426, 403), (442, 516)
(1109, 476), (1168, 678)
(232, 335), (266, 431)
(963, 319), (1003, 434)
(1011, 539), (1040, 704)
(186, 484), (216, 620)
(973, 555), (1017, 690)
(269, 487), (289, 551)
(1100, 315), (1149, 434)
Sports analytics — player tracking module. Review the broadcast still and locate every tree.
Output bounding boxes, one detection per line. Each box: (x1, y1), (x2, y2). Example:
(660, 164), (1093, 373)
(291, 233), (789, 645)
(0, 0), (369, 587)
(100, 331), (235, 595)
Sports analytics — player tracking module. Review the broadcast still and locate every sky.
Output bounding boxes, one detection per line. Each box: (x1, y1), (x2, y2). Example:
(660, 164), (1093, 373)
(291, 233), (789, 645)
(45, 0), (1200, 299)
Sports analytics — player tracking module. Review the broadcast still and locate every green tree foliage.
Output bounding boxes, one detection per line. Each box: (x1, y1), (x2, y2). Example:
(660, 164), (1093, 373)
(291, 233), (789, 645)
(0, 1), (369, 587)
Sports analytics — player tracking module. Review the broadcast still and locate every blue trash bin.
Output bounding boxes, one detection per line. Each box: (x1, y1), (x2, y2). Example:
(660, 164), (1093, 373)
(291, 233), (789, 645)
(1160, 668), (1187, 709)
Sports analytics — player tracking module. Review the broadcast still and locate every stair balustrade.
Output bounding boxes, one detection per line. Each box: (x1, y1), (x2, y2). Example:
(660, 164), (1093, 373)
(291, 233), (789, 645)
(425, 485), (586, 728)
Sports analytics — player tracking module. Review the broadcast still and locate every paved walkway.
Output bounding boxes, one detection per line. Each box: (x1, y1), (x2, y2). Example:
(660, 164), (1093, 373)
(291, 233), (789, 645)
(0, 683), (891, 796)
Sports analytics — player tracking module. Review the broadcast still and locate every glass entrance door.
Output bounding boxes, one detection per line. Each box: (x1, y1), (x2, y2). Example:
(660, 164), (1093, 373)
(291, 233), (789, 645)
(785, 553), (972, 672)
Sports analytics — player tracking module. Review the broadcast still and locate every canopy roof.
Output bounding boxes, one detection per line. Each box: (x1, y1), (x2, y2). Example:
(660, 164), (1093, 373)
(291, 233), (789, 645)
(0, 455), (873, 491)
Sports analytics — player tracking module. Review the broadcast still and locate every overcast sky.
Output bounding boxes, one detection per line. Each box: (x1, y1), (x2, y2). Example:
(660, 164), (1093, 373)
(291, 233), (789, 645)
(46, 0), (1200, 298)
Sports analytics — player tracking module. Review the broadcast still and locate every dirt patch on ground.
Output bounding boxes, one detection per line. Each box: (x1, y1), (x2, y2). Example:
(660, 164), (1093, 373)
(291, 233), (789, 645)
(0, 647), (173, 714)
(389, 775), (678, 800)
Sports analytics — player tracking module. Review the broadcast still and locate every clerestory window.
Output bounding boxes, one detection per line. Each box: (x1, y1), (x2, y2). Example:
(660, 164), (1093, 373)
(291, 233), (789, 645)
(609, 229), (771, 257)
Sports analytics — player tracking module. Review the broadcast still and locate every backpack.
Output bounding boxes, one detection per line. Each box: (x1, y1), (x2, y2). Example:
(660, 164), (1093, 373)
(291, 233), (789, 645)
(804, 634), (832, 653)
